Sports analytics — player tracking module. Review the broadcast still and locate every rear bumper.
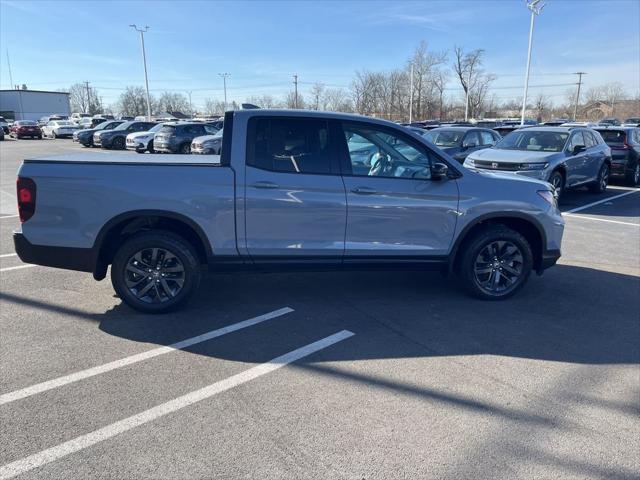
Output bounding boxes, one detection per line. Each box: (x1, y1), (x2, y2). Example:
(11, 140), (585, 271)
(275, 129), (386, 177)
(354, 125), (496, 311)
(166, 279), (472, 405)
(13, 232), (95, 273)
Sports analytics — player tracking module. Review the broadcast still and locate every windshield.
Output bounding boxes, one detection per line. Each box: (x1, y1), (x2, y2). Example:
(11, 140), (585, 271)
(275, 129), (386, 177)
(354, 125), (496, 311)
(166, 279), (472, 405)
(149, 123), (164, 133)
(423, 130), (464, 147)
(495, 130), (569, 152)
(114, 121), (134, 131)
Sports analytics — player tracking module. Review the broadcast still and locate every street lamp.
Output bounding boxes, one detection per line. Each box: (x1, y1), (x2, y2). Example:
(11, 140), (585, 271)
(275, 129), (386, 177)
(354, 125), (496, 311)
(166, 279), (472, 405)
(129, 24), (152, 121)
(218, 73), (230, 113)
(520, 0), (546, 126)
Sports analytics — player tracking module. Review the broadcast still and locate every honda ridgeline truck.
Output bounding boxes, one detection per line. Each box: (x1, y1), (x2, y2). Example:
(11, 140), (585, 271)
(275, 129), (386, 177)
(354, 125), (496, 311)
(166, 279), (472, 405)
(14, 110), (564, 313)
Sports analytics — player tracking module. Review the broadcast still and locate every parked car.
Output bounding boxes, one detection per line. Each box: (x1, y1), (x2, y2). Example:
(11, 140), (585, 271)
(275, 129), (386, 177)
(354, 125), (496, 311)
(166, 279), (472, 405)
(41, 120), (79, 138)
(623, 117), (640, 127)
(423, 127), (501, 163)
(38, 115), (66, 127)
(0, 116), (11, 134)
(94, 121), (157, 149)
(9, 120), (42, 139)
(154, 122), (219, 153)
(599, 117), (620, 126)
(14, 110), (564, 312)
(541, 119), (570, 127)
(560, 122), (600, 128)
(125, 123), (165, 153)
(493, 125), (521, 137)
(74, 120), (124, 147)
(119, 116), (135, 121)
(464, 127), (611, 198)
(71, 113), (91, 123)
(594, 127), (640, 185)
(191, 128), (223, 154)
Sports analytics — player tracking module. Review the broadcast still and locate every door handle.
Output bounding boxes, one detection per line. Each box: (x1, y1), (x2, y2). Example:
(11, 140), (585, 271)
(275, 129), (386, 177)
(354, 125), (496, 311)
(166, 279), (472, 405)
(351, 186), (378, 195)
(250, 181), (279, 189)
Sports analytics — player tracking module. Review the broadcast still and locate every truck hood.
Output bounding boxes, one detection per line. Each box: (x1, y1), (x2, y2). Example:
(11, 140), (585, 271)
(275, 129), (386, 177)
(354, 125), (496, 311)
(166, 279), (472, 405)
(468, 148), (556, 164)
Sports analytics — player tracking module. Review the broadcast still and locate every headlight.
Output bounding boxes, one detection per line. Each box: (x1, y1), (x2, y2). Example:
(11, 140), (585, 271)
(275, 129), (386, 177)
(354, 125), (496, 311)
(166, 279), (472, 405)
(537, 190), (558, 208)
(520, 162), (548, 171)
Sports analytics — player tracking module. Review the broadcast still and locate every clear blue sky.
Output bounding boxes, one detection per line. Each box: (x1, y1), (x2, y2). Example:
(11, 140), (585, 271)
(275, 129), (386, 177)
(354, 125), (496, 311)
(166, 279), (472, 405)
(1, 0), (638, 109)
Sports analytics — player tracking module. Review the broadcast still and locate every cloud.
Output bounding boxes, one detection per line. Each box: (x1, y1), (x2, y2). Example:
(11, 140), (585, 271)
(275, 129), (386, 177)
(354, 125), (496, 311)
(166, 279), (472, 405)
(365, 9), (475, 31)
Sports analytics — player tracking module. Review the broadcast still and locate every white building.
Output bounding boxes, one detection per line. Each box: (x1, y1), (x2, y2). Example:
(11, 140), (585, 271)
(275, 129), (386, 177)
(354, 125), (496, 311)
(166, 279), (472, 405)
(0, 89), (71, 121)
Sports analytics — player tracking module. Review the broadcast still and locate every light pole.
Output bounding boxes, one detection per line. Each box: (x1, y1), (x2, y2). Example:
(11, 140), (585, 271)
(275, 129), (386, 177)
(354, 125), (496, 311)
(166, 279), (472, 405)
(219, 73), (230, 113)
(409, 62), (414, 123)
(293, 74), (299, 109)
(573, 72), (586, 121)
(520, 0), (546, 126)
(129, 24), (152, 121)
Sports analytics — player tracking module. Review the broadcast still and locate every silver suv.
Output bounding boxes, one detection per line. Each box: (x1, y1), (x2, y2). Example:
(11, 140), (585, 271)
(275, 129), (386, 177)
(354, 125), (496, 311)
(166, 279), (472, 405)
(464, 127), (612, 197)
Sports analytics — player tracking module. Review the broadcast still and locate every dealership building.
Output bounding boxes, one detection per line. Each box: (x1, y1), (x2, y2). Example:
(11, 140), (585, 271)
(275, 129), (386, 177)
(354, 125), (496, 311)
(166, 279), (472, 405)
(0, 89), (71, 121)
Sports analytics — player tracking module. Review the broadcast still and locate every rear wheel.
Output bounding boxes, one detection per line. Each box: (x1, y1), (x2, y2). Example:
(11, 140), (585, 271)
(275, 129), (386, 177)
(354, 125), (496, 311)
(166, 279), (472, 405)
(458, 225), (533, 300)
(180, 143), (191, 154)
(588, 163), (609, 193)
(51, 131), (57, 139)
(626, 164), (640, 186)
(111, 231), (201, 313)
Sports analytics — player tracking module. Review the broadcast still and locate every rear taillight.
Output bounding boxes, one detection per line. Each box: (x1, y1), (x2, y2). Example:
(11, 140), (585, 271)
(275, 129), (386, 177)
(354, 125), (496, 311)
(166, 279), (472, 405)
(610, 143), (630, 150)
(17, 177), (36, 223)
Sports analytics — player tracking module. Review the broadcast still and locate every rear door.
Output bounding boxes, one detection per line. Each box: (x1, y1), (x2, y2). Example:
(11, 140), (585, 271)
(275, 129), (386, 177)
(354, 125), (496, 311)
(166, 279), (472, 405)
(244, 117), (346, 263)
(582, 130), (603, 180)
(339, 121), (459, 259)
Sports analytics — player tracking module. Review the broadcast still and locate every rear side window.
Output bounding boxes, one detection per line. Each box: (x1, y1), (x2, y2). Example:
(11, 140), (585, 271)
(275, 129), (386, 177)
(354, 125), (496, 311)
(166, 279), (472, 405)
(479, 130), (496, 146)
(584, 131), (597, 148)
(248, 118), (331, 174)
(185, 125), (205, 135)
(597, 130), (626, 144)
(159, 125), (177, 134)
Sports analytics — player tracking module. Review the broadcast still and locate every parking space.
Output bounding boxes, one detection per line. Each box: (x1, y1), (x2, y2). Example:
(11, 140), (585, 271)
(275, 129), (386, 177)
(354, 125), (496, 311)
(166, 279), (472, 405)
(1, 140), (639, 479)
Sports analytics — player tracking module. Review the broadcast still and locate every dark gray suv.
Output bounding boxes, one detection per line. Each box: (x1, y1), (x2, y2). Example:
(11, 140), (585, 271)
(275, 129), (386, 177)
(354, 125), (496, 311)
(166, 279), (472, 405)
(153, 122), (219, 154)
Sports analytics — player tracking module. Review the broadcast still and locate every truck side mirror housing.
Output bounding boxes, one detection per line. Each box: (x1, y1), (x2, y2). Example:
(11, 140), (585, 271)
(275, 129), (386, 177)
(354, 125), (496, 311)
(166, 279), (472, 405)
(431, 162), (449, 180)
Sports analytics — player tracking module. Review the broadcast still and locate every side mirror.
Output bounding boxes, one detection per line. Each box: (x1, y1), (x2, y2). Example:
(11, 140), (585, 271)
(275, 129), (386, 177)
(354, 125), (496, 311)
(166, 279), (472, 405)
(572, 145), (586, 155)
(462, 140), (478, 150)
(431, 162), (449, 180)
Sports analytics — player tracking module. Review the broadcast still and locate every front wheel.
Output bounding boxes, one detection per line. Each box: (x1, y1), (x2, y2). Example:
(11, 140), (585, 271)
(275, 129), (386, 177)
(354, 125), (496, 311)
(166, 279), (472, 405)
(147, 140), (155, 153)
(180, 143), (191, 154)
(626, 164), (640, 186)
(458, 225), (533, 300)
(588, 163), (609, 193)
(547, 170), (565, 199)
(111, 231), (201, 313)
(112, 137), (125, 150)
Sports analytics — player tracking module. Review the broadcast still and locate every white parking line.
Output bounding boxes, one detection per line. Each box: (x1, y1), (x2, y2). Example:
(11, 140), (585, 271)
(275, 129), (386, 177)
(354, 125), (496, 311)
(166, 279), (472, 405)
(0, 253), (17, 258)
(0, 330), (354, 480)
(0, 307), (294, 406)
(563, 190), (639, 214)
(0, 214), (18, 219)
(0, 264), (36, 273)
(563, 214), (640, 227)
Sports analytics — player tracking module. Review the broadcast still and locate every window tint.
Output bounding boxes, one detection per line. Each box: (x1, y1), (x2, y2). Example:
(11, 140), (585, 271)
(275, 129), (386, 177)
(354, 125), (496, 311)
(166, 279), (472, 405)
(479, 130), (496, 146)
(584, 131), (597, 148)
(343, 123), (431, 179)
(424, 129), (464, 147)
(567, 131), (585, 151)
(249, 118), (331, 174)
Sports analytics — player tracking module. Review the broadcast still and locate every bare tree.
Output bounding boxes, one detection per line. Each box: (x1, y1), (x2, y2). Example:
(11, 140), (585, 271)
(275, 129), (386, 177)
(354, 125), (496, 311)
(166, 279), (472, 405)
(244, 95), (281, 109)
(117, 86), (154, 117)
(285, 91), (306, 109)
(453, 46), (495, 118)
(68, 83), (102, 115)
(322, 88), (352, 112)
(408, 41), (447, 120)
(204, 98), (226, 116)
(309, 82), (325, 110)
(156, 92), (190, 115)
(533, 93), (550, 122)
(432, 70), (449, 120)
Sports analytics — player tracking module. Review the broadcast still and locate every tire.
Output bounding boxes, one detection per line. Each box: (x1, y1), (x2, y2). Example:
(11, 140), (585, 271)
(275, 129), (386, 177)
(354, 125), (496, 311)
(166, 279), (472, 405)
(547, 170), (565, 198)
(458, 225), (533, 301)
(147, 140), (154, 153)
(112, 137), (125, 150)
(588, 163), (610, 194)
(111, 231), (201, 313)
(52, 131), (57, 139)
(37, 135), (42, 140)
(180, 143), (191, 154)
(625, 163), (640, 186)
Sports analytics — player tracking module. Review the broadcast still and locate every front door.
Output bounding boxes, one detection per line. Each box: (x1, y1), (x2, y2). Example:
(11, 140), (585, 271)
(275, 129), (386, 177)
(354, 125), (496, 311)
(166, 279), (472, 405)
(339, 121), (460, 259)
(244, 117), (346, 263)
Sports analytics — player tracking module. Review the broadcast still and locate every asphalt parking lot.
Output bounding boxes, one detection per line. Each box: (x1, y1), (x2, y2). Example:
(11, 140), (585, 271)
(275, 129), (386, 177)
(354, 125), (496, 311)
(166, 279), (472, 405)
(1, 138), (639, 480)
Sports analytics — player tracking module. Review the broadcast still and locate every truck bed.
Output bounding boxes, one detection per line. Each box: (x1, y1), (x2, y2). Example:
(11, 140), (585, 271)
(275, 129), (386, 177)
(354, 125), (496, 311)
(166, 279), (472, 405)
(24, 152), (222, 166)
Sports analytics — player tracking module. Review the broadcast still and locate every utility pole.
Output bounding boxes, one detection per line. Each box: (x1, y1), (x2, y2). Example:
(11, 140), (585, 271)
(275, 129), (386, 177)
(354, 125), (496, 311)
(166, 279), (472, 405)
(520, 0), (546, 126)
(129, 24), (152, 121)
(573, 72), (586, 121)
(409, 63), (414, 123)
(293, 74), (299, 109)
(84, 81), (91, 114)
(218, 73), (230, 113)
(6, 50), (24, 120)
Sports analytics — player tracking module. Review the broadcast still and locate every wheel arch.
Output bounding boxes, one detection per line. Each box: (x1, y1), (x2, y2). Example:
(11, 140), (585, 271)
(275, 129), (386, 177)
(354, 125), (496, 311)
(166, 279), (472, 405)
(92, 210), (213, 280)
(450, 213), (546, 274)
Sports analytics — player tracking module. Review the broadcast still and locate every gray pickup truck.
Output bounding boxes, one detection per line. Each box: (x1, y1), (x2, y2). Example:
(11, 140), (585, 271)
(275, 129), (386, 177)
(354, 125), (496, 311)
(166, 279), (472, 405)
(14, 110), (564, 313)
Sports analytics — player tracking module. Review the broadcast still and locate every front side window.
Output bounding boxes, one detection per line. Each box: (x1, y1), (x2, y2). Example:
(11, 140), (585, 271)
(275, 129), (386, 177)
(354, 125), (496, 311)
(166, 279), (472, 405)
(342, 123), (431, 179)
(248, 118), (331, 174)
(567, 131), (585, 152)
(480, 130), (496, 146)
